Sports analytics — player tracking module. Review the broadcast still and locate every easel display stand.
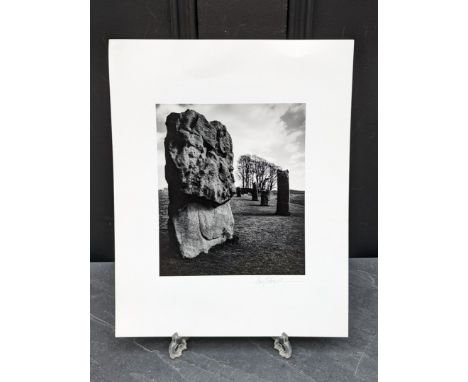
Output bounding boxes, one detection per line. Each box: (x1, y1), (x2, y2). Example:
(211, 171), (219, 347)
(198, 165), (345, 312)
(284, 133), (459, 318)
(168, 333), (188, 359)
(169, 333), (292, 359)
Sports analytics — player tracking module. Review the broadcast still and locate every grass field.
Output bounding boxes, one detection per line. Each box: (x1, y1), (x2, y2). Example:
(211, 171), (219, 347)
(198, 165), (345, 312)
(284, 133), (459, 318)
(159, 189), (305, 276)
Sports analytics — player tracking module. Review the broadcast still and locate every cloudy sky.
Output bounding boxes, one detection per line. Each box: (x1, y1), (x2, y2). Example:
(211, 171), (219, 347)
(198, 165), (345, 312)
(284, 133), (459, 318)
(156, 103), (305, 190)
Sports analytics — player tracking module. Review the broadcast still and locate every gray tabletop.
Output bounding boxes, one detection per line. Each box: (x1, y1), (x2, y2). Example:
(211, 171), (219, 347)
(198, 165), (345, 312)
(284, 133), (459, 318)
(91, 259), (377, 382)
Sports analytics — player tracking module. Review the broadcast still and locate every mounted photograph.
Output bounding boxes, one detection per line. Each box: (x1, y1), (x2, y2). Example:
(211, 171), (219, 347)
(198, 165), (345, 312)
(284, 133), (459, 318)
(157, 104), (306, 276)
(109, 40), (353, 337)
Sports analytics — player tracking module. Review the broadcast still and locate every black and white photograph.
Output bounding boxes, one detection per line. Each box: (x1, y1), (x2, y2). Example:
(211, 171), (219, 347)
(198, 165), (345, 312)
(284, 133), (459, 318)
(157, 104), (306, 276)
(17, 0), (468, 381)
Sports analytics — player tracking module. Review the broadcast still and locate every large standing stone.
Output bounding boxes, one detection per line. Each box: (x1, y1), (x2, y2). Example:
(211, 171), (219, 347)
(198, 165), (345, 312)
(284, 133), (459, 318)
(164, 109), (235, 258)
(252, 183), (259, 201)
(236, 187), (241, 197)
(276, 169), (290, 216)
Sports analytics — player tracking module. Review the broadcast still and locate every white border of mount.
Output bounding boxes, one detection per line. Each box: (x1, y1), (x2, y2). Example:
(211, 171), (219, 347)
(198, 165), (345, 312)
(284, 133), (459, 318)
(109, 40), (354, 337)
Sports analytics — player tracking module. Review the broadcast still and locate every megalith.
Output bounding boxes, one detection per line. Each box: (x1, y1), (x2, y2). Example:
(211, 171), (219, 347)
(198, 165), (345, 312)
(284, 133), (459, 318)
(252, 183), (259, 201)
(260, 190), (270, 206)
(276, 169), (290, 216)
(164, 109), (235, 258)
(236, 187), (241, 197)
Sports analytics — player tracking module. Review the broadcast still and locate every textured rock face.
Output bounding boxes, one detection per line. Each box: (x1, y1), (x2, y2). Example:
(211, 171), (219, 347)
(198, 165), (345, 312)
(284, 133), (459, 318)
(165, 109), (234, 207)
(164, 109), (235, 258)
(171, 202), (234, 258)
(276, 169), (290, 216)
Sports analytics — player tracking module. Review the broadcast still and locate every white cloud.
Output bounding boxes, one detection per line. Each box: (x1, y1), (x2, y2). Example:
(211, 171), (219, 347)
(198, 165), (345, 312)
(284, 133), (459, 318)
(156, 104), (306, 190)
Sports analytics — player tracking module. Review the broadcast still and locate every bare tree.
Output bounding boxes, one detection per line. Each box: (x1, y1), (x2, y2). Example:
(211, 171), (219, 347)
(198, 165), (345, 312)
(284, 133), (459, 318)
(236, 154), (251, 188)
(252, 155), (268, 190)
(237, 154), (280, 191)
(266, 163), (280, 191)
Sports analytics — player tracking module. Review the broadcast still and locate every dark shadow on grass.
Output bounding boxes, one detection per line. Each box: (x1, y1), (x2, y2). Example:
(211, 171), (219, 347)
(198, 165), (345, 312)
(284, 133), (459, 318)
(236, 211), (298, 217)
(236, 212), (276, 217)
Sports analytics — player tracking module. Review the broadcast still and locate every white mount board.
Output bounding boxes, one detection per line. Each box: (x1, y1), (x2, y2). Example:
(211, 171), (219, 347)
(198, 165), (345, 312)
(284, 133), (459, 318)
(109, 40), (354, 337)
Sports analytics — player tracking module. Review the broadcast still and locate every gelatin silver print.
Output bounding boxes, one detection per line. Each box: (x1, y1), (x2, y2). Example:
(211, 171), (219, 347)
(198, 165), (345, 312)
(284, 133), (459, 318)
(157, 104), (306, 276)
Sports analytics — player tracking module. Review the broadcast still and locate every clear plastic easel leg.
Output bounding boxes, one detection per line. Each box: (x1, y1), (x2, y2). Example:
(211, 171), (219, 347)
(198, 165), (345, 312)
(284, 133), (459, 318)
(168, 332), (292, 360)
(168, 333), (188, 359)
(273, 332), (292, 359)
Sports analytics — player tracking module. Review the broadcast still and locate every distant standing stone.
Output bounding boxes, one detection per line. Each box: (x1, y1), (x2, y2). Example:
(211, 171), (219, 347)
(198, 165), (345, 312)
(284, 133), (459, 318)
(276, 169), (290, 216)
(260, 190), (270, 206)
(252, 183), (259, 201)
(164, 109), (235, 258)
(236, 187), (241, 197)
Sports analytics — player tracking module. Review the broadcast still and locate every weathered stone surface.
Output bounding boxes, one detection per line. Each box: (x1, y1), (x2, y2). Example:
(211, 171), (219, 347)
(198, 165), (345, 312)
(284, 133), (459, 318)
(165, 109), (234, 207)
(164, 109), (235, 258)
(252, 183), (258, 201)
(276, 169), (290, 216)
(171, 202), (234, 258)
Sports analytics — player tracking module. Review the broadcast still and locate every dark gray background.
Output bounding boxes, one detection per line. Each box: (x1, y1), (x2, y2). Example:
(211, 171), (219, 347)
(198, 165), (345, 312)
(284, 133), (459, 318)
(91, 259), (377, 381)
(91, 0), (377, 261)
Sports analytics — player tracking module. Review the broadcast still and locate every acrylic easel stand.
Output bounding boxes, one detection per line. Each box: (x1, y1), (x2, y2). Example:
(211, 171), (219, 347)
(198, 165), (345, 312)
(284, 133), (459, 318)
(168, 332), (292, 359)
(273, 333), (293, 359)
(168, 333), (188, 359)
